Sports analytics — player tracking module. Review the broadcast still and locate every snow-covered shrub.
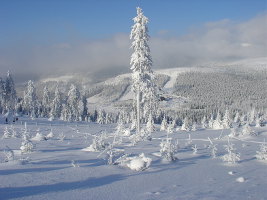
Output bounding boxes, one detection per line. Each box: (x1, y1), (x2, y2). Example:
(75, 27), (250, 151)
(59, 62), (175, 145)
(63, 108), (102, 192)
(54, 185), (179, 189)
(222, 137), (240, 164)
(3, 146), (14, 162)
(255, 117), (264, 127)
(229, 128), (239, 138)
(241, 123), (257, 137)
(185, 134), (193, 147)
(11, 125), (19, 138)
(57, 132), (66, 141)
(255, 140), (267, 161)
(20, 139), (34, 154)
(115, 153), (152, 171)
(192, 144), (198, 154)
(160, 137), (178, 162)
(208, 137), (218, 158)
(83, 132), (109, 152)
(2, 126), (12, 138)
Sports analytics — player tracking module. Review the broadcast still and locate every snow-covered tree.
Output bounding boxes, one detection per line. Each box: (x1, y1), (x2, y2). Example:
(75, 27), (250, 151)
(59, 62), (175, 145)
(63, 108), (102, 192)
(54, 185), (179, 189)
(66, 84), (80, 121)
(201, 116), (208, 128)
(146, 113), (155, 133)
(23, 80), (38, 118)
(78, 93), (88, 121)
(2, 71), (17, 113)
(41, 86), (50, 118)
(50, 85), (62, 120)
(160, 116), (168, 131)
(97, 110), (105, 124)
(208, 114), (214, 129)
(130, 7), (158, 134)
(213, 112), (223, 129)
(181, 117), (191, 131)
(222, 109), (232, 129)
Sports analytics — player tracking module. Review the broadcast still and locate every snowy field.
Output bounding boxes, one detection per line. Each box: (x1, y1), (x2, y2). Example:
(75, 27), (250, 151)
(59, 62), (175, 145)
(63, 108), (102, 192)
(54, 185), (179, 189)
(0, 118), (266, 200)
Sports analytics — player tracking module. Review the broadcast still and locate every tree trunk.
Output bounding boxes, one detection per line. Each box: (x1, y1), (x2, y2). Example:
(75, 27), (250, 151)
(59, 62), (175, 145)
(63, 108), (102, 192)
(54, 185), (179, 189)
(136, 86), (140, 134)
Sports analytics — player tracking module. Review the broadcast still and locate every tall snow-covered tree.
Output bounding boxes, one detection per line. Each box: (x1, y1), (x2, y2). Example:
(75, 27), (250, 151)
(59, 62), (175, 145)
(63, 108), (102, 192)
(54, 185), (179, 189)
(50, 85), (62, 119)
(66, 84), (80, 121)
(130, 7), (158, 134)
(23, 80), (38, 118)
(3, 71), (17, 113)
(41, 86), (50, 117)
(222, 109), (232, 129)
(78, 93), (88, 121)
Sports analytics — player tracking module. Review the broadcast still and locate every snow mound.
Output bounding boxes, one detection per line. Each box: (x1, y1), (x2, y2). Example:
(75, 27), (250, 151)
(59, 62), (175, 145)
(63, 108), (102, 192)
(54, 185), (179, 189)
(236, 177), (246, 183)
(46, 131), (54, 139)
(31, 133), (46, 141)
(116, 153), (152, 171)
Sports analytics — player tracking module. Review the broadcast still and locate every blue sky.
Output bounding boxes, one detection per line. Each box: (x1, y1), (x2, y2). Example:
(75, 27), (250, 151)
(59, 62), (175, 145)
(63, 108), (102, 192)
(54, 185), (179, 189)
(0, 0), (266, 82)
(1, 0), (266, 45)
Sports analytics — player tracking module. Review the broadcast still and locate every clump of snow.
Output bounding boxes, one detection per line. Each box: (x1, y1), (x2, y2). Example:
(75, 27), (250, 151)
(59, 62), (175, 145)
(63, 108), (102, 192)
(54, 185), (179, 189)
(46, 130), (54, 139)
(115, 153), (152, 171)
(31, 132), (46, 141)
(236, 177), (245, 183)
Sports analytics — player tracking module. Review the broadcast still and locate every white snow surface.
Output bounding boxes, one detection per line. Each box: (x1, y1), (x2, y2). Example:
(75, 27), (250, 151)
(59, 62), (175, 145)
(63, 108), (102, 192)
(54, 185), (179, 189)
(0, 118), (267, 200)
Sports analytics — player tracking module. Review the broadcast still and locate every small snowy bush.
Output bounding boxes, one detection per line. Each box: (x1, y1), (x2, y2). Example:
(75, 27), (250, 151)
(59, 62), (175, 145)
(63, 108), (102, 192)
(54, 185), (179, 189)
(255, 140), (267, 161)
(3, 146), (14, 162)
(2, 126), (12, 138)
(208, 137), (218, 158)
(160, 137), (178, 162)
(20, 139), (34, 154)
(83, 132), (109, 152)
(222, 137), (240, 164)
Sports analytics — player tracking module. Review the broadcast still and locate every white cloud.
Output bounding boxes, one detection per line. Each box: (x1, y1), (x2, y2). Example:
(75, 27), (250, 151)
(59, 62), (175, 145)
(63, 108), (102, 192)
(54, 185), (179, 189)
(0, 14), (266, 83)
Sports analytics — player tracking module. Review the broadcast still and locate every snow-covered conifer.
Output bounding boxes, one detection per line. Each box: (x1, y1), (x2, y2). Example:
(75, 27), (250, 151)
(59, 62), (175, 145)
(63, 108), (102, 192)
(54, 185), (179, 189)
(146, 113), (155, 133)
(222, 109), (232, 129)
(78, 93), (88, 121)
(181, 117), (191, 131)
(130, 7), (158, 133)
(41, 86), (50, 118)
(208, 114), (214, 129)
(213, 112), (223, 129)
(3, 71), (17, 112)
(97, 110), (105, 124)
(50, 85), (62, 119)
(201, 116), (208, 128)
(160, 116), (168, 131)
(23, 80), (38, 118)
(191, 122), (197, 131)
(66, 84), (80, 121)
